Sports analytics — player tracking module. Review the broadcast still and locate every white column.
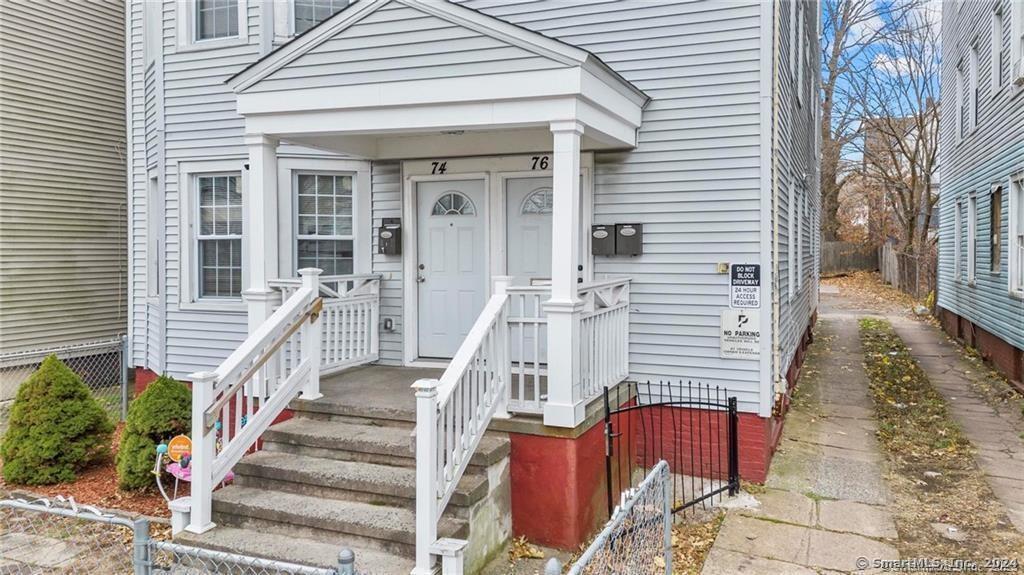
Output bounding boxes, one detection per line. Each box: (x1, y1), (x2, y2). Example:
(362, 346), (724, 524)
(543, 121), (585, 428)
(412, 378), (440, 575)
(242, 134), (280, 335)
(185, 371), (217, 534)
(299, 267), (323, 400)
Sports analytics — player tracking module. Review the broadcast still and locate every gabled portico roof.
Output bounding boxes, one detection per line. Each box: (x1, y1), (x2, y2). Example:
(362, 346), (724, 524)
(227, 0), (649, 158)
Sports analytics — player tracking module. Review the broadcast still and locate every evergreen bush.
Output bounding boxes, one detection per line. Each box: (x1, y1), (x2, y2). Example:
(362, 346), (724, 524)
(1, 355), (114, 485)
(116, 374), (191, 490)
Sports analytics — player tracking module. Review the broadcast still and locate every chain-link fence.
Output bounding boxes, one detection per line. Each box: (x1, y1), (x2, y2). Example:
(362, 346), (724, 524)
(548, 460), (672, 575)
(0, 496), (366, 575)
(0, 337), (129, 427)
(879, 243), (937, 301)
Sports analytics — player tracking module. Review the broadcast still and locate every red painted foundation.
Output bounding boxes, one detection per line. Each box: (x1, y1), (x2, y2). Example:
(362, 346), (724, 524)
(133, 367), (160, 396)
(507, 310), (818, 549)
(938, 306), (1024, 390)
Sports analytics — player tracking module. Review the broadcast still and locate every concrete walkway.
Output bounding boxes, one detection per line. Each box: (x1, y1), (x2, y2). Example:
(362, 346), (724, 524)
(702, 305), (900, 574)
(890, 317), (1024, 533)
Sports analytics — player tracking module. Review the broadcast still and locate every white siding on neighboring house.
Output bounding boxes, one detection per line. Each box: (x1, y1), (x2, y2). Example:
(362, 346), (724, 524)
(0, 0), (127, 354)
(938, 0), (1024, 351)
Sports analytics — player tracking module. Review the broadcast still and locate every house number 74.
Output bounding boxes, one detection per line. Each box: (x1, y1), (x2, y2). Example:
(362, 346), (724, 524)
(531, 156), (549, 170)
(430, 161), (447, 174)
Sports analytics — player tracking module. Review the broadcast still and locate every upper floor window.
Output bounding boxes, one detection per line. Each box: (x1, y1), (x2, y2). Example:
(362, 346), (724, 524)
(954, 199), (963, 280)
(197, 0), (239, 41)
(968, 193), (978, 284)
(969, 43), (979, 129)
(955, 62), (966, 142)
(1014, 1), (1024, 82)
(993, 7), (1004, 91)
(294, 0), (348, 34)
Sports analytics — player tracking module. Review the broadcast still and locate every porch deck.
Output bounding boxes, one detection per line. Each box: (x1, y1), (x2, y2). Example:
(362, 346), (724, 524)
(293, 365), (443, 424)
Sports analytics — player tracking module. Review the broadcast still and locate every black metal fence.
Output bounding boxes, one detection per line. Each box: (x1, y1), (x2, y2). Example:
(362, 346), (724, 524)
(604, 381), (739, 517)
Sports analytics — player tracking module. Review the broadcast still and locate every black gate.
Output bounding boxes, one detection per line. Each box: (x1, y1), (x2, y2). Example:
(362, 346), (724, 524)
(604, 381), (739, 516)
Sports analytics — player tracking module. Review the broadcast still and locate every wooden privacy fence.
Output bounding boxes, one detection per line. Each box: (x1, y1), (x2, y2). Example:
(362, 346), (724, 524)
(822, 241), (878, 276)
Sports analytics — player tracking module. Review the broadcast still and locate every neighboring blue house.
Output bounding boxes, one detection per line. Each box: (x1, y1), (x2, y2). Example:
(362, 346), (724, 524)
(938, 0), (1024, 385)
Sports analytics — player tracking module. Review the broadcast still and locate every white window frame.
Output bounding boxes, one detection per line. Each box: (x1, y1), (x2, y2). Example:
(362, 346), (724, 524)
(176, 0), (247, 51)
(788, 183), (798, 300)
(1010, 170), (1024, 296)
(274, 0), (349, 43)
(796, 1), (805, 108)
(993, 7), (1004, 93)
(955, 62), (965, 143)
(789, 0), (798, 78)
(1013, 0), (1024, 84)
(969, 43), (979, 130)
(968, 192), (978, 284)
(146, 170), (162, 300)
(796, 186), (805, 292)
(990, 184), (1003, 274)
(178, 159), (248, 312)
(954, 198), (963, 281)
(276, 158), (371, 277)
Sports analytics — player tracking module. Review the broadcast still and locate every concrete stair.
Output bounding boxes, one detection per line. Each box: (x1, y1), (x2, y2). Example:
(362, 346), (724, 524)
(179, 376), (512, 573)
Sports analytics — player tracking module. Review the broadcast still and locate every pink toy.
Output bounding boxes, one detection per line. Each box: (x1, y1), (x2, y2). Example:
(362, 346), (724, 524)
(166, 461), (235, 483)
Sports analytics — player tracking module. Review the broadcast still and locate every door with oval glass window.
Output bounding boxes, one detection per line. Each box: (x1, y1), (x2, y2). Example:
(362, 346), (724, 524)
(416, 179), (487, 359)
(506, 176), (553, 366)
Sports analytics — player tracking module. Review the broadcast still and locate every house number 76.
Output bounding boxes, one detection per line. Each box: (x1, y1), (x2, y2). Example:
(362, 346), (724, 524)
(531, 156), (549, 170)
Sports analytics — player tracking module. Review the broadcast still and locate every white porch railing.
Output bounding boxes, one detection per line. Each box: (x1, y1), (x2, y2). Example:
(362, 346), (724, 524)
(413, 277), (512, 575)
(412, 276), (631, 574)
(186, 269), (325, 534)
(578, 278), (631, 402)
(269, 274), (381, 375)
(505, 278), (631, 414)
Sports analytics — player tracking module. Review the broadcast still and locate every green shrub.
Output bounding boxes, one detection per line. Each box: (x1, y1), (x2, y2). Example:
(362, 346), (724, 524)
(116, 374), (191, 490)
(1, 355), (114, 485)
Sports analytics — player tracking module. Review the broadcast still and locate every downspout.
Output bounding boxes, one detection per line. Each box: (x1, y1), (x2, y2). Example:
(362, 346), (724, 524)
(770, 0), (785, 407)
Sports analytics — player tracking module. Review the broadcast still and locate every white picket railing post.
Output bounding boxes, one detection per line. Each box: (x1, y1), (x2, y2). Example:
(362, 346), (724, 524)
(299, 268), (323, 400)
(186, 370), (217, 534)
(492, 276), (512, 419)
(412, 378), (440, 575)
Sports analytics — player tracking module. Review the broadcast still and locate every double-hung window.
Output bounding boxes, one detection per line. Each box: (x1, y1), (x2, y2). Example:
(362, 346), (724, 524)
(956, 62), (966, 142)
(196, 0), (238, 41)
(968, 193), (978, 284)
(969, 44), (979, 129)
(796, 2), (805, 108)
(294, 0), (348, 34)
(295, 173), (354, 275)
(993, 7), (1005, 92)
(1011, 173), (1024, 295)
(197, 174), (243, 298)
(1013, 0), (1024, 83)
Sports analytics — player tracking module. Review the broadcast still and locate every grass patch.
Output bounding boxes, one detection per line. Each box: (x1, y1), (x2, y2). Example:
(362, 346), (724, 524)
(859, 318), (1024, 560)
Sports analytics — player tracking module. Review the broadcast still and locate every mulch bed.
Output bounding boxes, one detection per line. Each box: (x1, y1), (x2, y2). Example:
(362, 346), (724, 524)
(0, 423), (170, 518)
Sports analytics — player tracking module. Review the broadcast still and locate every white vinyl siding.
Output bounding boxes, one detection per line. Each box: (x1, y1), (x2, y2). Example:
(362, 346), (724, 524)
(0, 0), (126, 354)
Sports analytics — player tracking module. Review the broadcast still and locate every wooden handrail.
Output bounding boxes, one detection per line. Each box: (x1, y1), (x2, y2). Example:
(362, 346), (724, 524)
(203, 297), (322, 430)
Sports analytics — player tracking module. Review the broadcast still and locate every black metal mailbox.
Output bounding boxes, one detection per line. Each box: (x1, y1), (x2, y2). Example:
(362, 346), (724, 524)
(591, 225), (615, 255)
(615, 223), (643, 256)
(378, 218), (402, 255)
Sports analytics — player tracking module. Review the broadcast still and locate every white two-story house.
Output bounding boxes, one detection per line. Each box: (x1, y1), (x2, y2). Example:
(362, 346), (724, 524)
(128, 1), (821, 572)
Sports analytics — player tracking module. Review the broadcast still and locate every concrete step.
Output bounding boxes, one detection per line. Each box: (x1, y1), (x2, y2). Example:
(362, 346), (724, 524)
(291, 394), (416, 427)
(212, 485), (467, 557)
(174, 526), (414, 574)
(233, 450), (488, 511)
(262, 417), (510, 470)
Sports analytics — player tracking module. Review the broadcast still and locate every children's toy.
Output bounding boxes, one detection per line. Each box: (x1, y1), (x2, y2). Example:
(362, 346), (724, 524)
(154, 431), (235, 535)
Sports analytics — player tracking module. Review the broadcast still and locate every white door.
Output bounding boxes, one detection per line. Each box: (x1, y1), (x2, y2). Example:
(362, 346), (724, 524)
(417, 179), (487, 359)
(506, 177), (553, 365)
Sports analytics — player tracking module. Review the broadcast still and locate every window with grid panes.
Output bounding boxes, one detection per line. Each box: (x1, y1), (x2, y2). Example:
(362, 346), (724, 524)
(295, 173), (354, 275)
(294, 0), (348, 34)
(196, 0), (238, 40)
(197, 174), (242, 298)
